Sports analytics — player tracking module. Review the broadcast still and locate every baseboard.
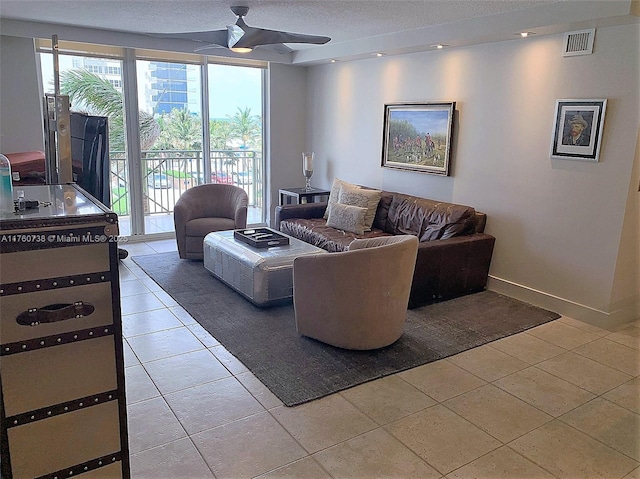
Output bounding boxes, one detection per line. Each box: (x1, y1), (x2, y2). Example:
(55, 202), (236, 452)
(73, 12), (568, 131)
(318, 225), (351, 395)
(487, 276), (640, 330)
(123, 231), (176, 243)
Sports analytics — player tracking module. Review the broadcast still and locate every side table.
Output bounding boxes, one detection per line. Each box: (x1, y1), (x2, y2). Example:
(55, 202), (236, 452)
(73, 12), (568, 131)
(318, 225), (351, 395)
(279, 187), (330, 205)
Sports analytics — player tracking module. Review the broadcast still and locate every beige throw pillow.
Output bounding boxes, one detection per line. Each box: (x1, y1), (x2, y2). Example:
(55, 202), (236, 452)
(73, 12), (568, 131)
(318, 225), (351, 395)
(338, 183), (382, 231)
(326, 203), (368, 235)
(324, 178), (355, 219)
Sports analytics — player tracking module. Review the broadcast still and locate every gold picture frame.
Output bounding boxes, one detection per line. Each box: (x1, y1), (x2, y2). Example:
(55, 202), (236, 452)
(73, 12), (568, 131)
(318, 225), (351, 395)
(381, 102), (455, 176)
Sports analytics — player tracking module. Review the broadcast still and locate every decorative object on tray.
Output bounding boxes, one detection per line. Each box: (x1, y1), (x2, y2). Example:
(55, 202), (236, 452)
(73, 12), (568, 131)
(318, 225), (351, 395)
(234, 228), (290, 248)
(550, 99), (607, 162)
(302, 152), (314, 190)
(381, 102), (455, 176)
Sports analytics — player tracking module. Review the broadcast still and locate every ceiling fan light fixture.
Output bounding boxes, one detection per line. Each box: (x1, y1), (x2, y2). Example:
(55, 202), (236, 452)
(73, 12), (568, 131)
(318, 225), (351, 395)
(154, 6), (330, 55)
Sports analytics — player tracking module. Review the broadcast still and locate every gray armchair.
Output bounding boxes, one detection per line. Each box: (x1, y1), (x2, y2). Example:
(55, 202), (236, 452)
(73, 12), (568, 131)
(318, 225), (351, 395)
(174, 184), (248, 260)
(293, 235), (419, 350)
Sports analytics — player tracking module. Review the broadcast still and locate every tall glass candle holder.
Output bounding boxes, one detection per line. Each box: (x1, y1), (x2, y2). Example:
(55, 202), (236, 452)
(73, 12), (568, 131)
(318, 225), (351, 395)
(302, 152), (314, 191)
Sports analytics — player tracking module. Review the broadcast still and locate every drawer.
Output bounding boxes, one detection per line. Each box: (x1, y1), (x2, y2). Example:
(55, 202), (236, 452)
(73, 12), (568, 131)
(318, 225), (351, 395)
(6, 401), (123, 479)
(0, 243), (110, 284)
(1, 335), (119, 416)
(0, 282), (114, 344)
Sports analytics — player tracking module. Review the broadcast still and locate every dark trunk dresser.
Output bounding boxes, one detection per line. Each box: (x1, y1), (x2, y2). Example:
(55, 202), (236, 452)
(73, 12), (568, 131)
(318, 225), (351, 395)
(0, 184), (130, 478)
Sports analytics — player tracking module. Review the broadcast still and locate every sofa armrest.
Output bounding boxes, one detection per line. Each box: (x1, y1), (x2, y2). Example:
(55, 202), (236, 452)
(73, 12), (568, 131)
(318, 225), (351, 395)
(409, 233), (496, 308)
(474, 212), (487, 233)
(274, 202), (327, 231)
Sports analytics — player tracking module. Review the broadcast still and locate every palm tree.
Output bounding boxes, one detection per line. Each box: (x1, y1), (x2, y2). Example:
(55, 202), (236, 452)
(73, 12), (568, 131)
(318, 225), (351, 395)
(210, 119), (233, 150)
(153, 108), (201, 151)
(228, 107), (261, 149)
(60, 69), (160, 151)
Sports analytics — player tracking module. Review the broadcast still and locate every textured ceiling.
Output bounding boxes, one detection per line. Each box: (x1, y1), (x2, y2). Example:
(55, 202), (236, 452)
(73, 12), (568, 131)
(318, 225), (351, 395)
(0, 0), (557, 46)
(2, 0), (636, 64)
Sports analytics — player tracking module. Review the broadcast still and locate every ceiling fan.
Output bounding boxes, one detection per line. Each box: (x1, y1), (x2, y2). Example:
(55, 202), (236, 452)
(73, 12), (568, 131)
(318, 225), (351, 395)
(152, 5), (331, 54)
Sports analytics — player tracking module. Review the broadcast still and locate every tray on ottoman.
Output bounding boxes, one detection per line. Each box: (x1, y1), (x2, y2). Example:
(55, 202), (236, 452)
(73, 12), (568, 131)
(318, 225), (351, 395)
(234, 227), (290, 248)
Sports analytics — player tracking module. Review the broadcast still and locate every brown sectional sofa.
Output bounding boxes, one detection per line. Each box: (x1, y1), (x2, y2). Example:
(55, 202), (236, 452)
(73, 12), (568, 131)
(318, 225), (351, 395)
(275, 189), (495, 308)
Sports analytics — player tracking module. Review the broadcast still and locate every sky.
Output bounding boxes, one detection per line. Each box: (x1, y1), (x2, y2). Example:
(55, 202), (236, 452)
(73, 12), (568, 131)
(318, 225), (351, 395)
(391, 109), (450, 136)
(208, 64), (262, 119)
(40, 54), (262, 120)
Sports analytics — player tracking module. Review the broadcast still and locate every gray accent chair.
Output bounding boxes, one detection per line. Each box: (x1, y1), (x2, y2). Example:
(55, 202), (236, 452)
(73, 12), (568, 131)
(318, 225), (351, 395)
(293, 235), (419, 350)
(174, 184), (248, 260)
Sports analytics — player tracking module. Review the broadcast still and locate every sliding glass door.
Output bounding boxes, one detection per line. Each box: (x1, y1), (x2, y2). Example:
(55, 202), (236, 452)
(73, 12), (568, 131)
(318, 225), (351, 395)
(134, 59), (204, 234)
(40, 52), (128, 225)
(208, 64), (263, 224)
(39, 42), (265, 238)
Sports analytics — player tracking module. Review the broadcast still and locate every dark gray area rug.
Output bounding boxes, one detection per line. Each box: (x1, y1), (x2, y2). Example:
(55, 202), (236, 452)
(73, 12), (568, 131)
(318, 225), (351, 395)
(132, 252), (560, 406)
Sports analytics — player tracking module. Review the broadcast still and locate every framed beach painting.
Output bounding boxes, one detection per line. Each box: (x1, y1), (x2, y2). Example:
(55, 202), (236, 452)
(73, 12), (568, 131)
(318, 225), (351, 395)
(550, 99), (607, 162)
(381, 102), (455, 176)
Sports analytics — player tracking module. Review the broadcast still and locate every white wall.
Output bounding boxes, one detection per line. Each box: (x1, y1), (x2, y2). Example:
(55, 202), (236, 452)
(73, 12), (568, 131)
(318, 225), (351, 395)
(266, 63), (308, 224)
(306, 24), (640, 326)
(610, 127), (640, 318)
(0, 36), (45, 154)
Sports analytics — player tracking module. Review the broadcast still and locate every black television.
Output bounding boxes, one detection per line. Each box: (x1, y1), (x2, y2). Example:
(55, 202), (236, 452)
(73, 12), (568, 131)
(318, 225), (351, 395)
(70, 112), (110, 207)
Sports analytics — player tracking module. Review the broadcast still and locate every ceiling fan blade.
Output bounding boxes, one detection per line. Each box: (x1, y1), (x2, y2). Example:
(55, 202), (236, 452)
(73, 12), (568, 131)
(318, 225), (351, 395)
(227, 24), (246, 49)
(234, 26), (331, 48)
(258, 43), (294, 54)
(148, 29), (228, 47)
(193, 43), (226, 53)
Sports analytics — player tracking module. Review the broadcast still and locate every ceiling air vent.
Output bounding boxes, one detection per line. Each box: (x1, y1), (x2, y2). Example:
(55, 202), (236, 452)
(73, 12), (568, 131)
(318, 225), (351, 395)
(563, 29), (595, 57)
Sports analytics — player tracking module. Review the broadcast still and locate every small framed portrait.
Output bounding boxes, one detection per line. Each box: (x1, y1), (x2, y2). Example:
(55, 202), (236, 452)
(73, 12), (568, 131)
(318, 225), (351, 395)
(550, 99), (607, 162)
(381, 102), (455, 176)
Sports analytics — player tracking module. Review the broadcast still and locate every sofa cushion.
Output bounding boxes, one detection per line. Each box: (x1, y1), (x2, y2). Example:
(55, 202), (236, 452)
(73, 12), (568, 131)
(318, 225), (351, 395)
(338, 183), (381, 231)
(326, 202), (368, 235)
(372, 191), (393, 231)
(280, 218), (392, 252)
(323, 178), (355, 219)
(185, 217), (237, 237)
(420, 203), (477, 240)
(385, 194), (477, 241)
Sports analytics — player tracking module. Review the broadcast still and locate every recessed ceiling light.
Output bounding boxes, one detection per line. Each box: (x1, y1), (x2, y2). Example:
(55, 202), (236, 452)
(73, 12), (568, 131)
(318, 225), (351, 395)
(330, 59), (337, 63)
(518, 32), (535, 38)
(431, 44), (448, 49)
(374, 52), (384, 57)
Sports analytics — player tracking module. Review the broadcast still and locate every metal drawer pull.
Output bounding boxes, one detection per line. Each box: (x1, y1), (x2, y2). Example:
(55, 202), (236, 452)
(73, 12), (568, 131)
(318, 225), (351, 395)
(16, 302), (95, 326)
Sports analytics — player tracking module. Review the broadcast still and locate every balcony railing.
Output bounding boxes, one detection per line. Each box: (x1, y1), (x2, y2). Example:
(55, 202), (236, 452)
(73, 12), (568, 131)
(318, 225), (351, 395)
(109, 149), (262, 216)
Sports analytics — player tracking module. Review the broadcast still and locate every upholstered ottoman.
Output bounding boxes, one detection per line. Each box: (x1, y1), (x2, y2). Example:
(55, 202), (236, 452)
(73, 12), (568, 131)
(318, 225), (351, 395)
(203, 229), (326, 306)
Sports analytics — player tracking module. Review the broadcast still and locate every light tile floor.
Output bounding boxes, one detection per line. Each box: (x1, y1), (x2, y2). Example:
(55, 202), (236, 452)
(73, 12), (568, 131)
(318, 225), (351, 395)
(119, 239), (640, 479)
